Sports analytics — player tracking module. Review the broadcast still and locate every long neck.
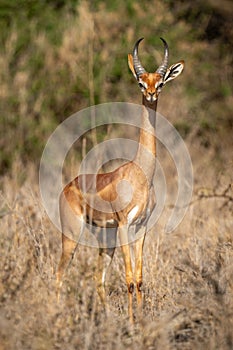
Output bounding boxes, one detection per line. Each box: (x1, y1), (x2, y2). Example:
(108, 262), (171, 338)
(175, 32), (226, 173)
(134, 95), (157, 183)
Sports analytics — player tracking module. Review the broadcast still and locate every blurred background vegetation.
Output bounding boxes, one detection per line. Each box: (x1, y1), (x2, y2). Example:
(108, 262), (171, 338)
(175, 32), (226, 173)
(0, 0), (232, 175)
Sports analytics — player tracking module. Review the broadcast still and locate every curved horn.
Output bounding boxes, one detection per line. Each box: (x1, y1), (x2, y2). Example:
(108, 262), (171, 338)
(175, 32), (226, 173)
(156, 37), (169, 77)
(132, 37), (147, 78)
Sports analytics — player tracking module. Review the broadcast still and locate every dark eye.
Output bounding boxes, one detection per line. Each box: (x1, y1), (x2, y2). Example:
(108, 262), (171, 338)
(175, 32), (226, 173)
(138, 82), (145, 89)
(157, 82), (163, 89)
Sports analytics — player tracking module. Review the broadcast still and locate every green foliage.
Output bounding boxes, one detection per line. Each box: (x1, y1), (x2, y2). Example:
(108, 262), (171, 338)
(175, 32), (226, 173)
(174, 121), (191, 138)
(0, 0), (232, 174)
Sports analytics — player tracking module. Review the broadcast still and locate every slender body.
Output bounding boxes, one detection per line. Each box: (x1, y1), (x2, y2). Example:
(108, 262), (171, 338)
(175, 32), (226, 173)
(57, 37), (184, 322)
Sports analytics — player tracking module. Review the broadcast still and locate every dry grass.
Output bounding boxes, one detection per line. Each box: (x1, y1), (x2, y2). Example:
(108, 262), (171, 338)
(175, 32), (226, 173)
(0, 151), (232, 349)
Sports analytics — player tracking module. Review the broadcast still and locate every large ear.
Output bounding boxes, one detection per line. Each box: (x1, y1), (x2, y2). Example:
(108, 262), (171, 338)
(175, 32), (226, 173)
(128, 53), (137, 80)
(163, 60), (184, 84)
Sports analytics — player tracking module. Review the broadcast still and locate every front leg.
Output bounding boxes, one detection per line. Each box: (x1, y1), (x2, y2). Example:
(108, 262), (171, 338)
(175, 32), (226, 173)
(118, 225), (134, 323)
(134, 226), (146, 313)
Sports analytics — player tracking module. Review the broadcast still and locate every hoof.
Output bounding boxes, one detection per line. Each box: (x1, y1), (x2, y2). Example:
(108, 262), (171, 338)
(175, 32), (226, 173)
(137, 281), (142, 292)
(128, 282), (134, 294)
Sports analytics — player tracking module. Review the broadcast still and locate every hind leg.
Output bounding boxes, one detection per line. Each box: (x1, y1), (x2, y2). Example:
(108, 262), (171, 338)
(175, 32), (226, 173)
(95, 247), (115, 311)
(95, 226), (117, 309)
(56, 234), (78, 301)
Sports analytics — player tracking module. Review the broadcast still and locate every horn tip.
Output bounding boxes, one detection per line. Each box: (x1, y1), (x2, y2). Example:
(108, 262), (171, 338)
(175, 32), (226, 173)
(138, 37), (144, 43)
(160, 37), (167, 44)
